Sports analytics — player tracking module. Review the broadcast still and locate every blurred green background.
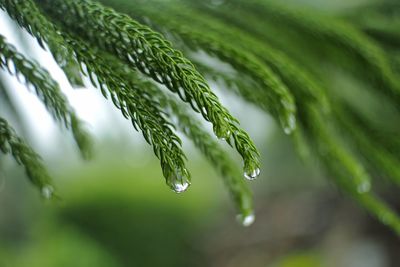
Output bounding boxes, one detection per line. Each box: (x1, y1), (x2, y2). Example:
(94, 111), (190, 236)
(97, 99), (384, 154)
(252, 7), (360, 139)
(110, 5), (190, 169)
(0, 132), (398, 267)
(1, 0), (400, 266)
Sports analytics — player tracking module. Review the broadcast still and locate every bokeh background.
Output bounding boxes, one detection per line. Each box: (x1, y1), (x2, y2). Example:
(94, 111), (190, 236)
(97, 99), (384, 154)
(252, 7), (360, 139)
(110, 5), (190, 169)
(1, 0), (399, 266)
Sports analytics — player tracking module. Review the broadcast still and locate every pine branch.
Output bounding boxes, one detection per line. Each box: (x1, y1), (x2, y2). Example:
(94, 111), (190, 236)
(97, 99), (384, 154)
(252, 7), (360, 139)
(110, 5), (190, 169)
(168, 2), (330, 112)
(0, 0), (83, 86)
(304, 104), (371, 193)
(189, 59), (267, 109)
(344, 3), (400, 48)
(101, 0), (297, 136)
(32, 0), (234, 136)
(157, 92), (255, 225)
(0, 0), (398, 233)
(0, 34), (92, 159)
(0, 117), (53, 197)
(108, 61), (255, 222)
(54, 32), (193, 192)
(104, 0), (379, 198)
(222, 0), (400, 106)
(35, 0), (261, 178)
(334, 103), (400, 186)
(148, 1), (332, 130)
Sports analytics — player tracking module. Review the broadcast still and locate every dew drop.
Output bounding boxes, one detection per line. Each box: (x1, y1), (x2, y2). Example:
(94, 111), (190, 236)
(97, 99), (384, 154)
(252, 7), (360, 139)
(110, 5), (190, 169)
(244, 168), (260, 181)
(172, 180), (190, 194)
(237, 213), (255, 227)
(283, 114), (296, 135)
(41, 185), (54, 199)
(357, 181), (371, 194)
(221, 130), (231, 141)
(214, 124), (231, 141)
(169, 169), (191, 194)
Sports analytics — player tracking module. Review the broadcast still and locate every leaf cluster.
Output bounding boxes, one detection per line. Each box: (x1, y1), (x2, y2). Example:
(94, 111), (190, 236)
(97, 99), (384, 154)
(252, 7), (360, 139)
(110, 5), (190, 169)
(0, 0), (399, 230)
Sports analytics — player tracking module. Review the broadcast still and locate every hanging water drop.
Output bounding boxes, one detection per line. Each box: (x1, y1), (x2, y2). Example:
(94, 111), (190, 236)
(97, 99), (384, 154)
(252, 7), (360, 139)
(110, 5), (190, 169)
(221, 130), (231, 141)
(214, 124), (232, 141)
(41, 185), (54, 199)
(244, 168), (260, 181)
(172, 180), (190, 194)
(237, 213), (255, 227)
(283, 114), (296, 135)
(168, 168), (191, 194)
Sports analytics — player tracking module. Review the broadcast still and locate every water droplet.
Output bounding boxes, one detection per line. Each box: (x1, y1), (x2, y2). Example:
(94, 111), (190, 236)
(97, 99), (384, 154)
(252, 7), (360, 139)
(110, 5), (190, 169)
(41, 185), (54, 199)
(214, 124), (231, 140)
(237, 213), (255, 227)
(172, 180), (190, 194)
(168, 169), (191, 194)
(244, 168), (260, 181)
(357, 181), (371, 193)
(221, 130), (231, 141)
(283, 115), (296, 135)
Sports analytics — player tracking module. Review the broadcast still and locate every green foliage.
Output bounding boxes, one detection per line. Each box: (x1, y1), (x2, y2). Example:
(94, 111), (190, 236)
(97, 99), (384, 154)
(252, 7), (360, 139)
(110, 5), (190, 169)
(0, 35), (92, 159)
(87, 52), (253, 217)
(0, 0), (399, 232)
(142, 78), (254, 220)
(0, 117), (52, 193)
(60, 34), (191, 193)
(0, 0), (83, 85)
(125, 3), (298, 135)
(214, 0), (400, 104)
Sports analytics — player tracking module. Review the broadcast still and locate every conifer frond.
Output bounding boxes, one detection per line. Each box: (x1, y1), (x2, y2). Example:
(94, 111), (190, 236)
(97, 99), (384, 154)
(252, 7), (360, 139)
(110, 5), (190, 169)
(344, 3), (400, 48)
(37, 1), (236, 134)
(306, 105), (372, 192)
(120, 70), (254, 220)
(56, 33), (191, 192)
(1, 0), (399, 233)
(144, 1), (330, 117)
(205, 0), (400, 105)
(0, 34), (92, 159)
(189, 59), (267, 110)
(161, 97), (254, 221)
(35, 0), (261, 177)
(70, 35), (254, 214)
(167, 2), (330, 112)
(94, 46), (254, 206)
(0, 117), (53, 195)
(334, 104), (400, 186)
(0, 0), (83, 86)
(298, 98), (400, 233)
(340, 107), (400, 159)
(194, 0), (400, 106)
(102, 1), (393, 211)
(101, 0), (297, 136)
